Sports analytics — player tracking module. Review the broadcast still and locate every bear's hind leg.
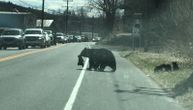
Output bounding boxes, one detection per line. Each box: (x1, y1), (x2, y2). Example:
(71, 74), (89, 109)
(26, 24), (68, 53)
(99, 64), (105, 72)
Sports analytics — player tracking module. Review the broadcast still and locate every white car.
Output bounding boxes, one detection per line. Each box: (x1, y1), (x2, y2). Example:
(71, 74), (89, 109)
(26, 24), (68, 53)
(44, 30), (55, 45)
(55, 32), (65, 44)
(43, 32), (51, 47)
(75, 35), (82, 42)
(0, 28), (26, 50)
(24, 28), (46, 48)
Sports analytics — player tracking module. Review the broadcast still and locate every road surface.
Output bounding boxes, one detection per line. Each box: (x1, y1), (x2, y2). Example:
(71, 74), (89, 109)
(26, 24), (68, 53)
(0, 42), (185, 110)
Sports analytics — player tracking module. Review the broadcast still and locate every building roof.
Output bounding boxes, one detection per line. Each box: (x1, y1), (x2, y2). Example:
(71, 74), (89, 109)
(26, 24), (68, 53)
(0, 11), (31, 15)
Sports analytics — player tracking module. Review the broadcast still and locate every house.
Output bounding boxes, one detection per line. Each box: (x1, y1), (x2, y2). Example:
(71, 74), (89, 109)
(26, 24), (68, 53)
(0, 11), (36, 29)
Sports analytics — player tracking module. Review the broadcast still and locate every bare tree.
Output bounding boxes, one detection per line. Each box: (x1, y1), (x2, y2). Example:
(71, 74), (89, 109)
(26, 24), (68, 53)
(89, 0), (122, 36)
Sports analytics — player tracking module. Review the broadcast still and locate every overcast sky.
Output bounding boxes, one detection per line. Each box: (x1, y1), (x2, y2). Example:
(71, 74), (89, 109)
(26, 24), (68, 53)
(0, 0), (103, 17)
(1, 0), (89, 11)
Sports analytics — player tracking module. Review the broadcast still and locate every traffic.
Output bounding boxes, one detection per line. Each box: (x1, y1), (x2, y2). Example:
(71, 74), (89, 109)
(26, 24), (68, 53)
(0, 27), (96, 50)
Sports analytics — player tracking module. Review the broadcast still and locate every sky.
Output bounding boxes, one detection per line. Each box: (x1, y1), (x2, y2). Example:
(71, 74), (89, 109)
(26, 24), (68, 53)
(0, 0), (104, 17)
(1, 0), (89, 11)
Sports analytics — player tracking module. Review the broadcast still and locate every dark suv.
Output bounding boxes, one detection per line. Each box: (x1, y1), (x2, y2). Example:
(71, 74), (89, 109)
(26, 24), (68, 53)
(0, 28), (25, 50)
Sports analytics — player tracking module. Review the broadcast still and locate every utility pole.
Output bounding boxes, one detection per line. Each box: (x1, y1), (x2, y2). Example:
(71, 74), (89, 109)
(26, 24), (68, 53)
(79, 21), (82, 35)
(41, 0), (45, 29)
(91, 16), (94, 40)
(65, 0), (69, 35)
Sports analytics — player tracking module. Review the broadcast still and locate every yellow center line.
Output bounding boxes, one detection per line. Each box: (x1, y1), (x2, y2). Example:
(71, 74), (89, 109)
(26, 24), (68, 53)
(0, 45), (64, 63)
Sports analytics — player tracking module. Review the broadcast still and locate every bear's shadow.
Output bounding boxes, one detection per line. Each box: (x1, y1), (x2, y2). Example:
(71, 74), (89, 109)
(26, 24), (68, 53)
(76, 68), (84, 71)
(76, 68), (114, 73)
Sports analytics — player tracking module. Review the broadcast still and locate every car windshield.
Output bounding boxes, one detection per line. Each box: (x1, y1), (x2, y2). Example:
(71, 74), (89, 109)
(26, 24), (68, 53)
(25, 30), (41, 34)
(2, 30), (20, 35)
(56, 33), (63, 36)
(45, 30), (52, 34)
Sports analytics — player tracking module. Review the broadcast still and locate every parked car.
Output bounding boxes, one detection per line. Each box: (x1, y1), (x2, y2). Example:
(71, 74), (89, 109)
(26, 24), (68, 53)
(81, 36), (89, 42)
(0, 28), (9, 49)
(68, 35), (77, 42)
(0, 28), (25, 50)
(24, 28), (46, 48)
(44, 30), (54, 45)
(75, 35), (82, 42)
(0, 38), (1, 50)
(64, 36), (70, 43)
(0, 27), (6, 34)
(92, 37), (101, 42)
(44, 32), (51, 47)
(55, 32), (65, 44)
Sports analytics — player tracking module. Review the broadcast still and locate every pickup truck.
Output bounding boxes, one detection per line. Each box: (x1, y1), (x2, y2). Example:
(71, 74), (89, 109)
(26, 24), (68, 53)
(0, 28), (25, 50)
(24, 28), (46, 48)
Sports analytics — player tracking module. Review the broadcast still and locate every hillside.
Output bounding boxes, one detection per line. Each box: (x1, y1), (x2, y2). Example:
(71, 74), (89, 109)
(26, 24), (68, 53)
(0, 1), (54, 19)
(142, 0), (193, 57)
(101, 0), (193, 57)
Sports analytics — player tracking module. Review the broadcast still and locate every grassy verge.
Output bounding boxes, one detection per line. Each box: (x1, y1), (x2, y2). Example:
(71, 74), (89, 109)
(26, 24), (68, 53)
(120, 51), (193, 110)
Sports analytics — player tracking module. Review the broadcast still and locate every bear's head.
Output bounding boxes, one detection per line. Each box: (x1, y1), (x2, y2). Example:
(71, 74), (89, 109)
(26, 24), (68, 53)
(77, 55), (84, 67)
(79, 48), (90, 57)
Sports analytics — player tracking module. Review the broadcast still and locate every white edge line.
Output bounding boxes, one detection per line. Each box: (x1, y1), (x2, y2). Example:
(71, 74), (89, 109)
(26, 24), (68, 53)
(64, 58), (89, 110)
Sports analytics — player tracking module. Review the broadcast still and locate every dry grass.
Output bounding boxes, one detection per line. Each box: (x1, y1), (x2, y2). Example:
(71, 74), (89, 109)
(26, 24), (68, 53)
(121, 51), (193, 110)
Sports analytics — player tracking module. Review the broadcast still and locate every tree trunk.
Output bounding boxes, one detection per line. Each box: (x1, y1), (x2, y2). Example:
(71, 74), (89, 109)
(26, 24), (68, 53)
(104, 11), (116, 37)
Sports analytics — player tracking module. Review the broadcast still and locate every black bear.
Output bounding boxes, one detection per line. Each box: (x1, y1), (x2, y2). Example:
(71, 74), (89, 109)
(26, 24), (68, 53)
(172, 61), (179, 71)
(154, 62), (179, 73)
(79, 48), (116, 72)
(77, 55), (84, 67)
(154, 64), (172, 73)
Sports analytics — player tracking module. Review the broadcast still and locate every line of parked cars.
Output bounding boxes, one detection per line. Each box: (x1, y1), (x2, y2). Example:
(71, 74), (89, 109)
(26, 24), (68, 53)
(0, 28), (90, 50)
(55, 33), (89, 43)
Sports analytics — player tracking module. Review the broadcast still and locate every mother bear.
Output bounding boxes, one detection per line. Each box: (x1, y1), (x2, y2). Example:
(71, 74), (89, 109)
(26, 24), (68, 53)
(79, 48), (116, 72)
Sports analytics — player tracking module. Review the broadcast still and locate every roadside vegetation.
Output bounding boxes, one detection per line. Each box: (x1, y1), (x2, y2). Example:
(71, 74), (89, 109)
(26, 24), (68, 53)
(120, 51), (193, 110)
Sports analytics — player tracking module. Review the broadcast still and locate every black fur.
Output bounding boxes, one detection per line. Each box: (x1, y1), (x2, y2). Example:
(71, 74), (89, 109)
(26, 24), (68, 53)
(154, 64), (171, 72)
(154, 62), (179, 73)
(172, 61), (179, 71)
(77, 55), (84, 67)
(79, 48), (116, 72)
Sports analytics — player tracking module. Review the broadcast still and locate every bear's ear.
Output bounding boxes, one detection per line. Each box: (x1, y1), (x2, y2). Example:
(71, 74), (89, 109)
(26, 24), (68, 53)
(84, 47), (89, 50)
(86, 45), (90, 48)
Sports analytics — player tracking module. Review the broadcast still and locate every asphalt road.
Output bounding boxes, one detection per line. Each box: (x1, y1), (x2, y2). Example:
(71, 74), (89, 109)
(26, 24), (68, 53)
(0, 42), (185, 110)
